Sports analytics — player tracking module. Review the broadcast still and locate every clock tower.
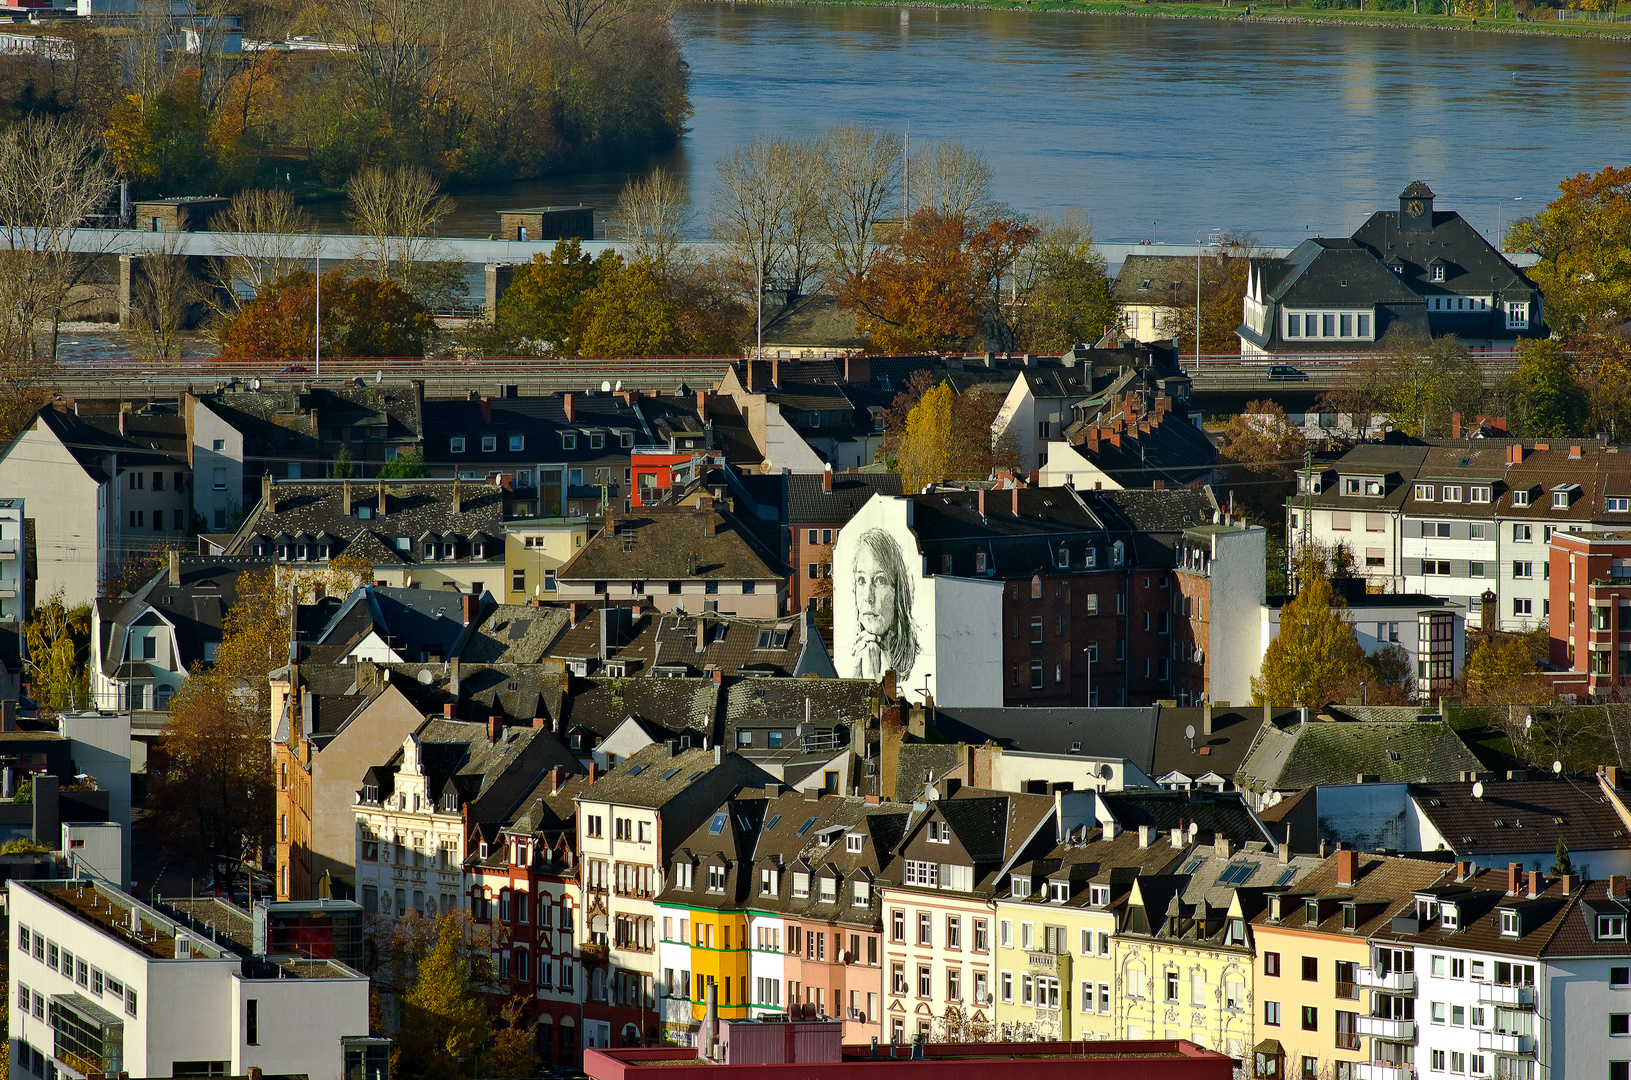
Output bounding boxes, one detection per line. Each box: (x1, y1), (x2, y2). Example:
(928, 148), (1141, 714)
(1399, 180), (1435, 232)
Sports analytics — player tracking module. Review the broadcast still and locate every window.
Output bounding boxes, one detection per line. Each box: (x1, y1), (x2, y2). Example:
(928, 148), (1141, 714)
(1301, 1006), (1317, 1031)
(1265, 1001), (1281, 1026)
(1302, 956), (1318, 982)
(1442, 485), (1462, 502)
(1506, 301), (1530, 329)
(451, 436), (466, 453)
(1432, 264), (1446, 282)
(510, 435), (524, 451)
(1423, 560), (1451, 576)
(892, 910), (905, 941)
(1513, 492), (1532, 509)
(1611, 498), (1631, 513)
(1513, 561), (1533, 579)
(1601, 915), (1627, 940)
(1613, 1014), (1630, 1036)
(918, 966), (931, 997)
(1416, 484), (1435, 500)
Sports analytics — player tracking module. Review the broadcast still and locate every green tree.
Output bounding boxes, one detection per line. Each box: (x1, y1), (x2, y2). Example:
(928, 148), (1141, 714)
(1218, 400), (1307, 525)
(329, 444), (358, 479)
(1251, 574), (1365, 707)
(23, 590), (89, 711)
(378, 449), (429, 478)
(575, 258), (687, 357)
(1506, 338), (1589, 438)
(1550, 836), (1572, 876)
(495, 239), (609, 352)
(1508, 165), (1631, 337)
(1015, 208), (1119, 353)
(1378, 329), (1485, 438)
(1463, 636), (1549, 707)
(397, 913), (492, 1080)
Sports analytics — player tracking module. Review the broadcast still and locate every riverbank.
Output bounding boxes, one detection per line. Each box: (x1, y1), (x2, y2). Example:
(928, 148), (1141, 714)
(709, 0), (1631, 40)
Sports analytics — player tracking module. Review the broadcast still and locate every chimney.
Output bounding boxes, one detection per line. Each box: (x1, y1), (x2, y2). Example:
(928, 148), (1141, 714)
(1137, 824), (1154, 849)
(377, 476), (386, 516)
(462, 593), (479, 625)
(712, 666), (723, 685)
(531, 716), (545, 728)
(1451, 411), (1462, 439)
(1012, 486), (1021, 516)
(1152, 479), (1165, 490)
(1203, 701), (1214, 735)
(1456, 859), (1472, 882)
(1214, 834), (1233, 858)
(118, 403), (130, 436)
(604, 504), (615, 536)
(1528, 871), (1542, 898)
(551, 766), (565, 793)
(844, 355), (871, 383)
(588, 761), (599, 783)
(569, 602), (585, 625)
(701, 499), (716, 537)
(1508, 861), (1522, 896)
(168, 549), (181, 587)
(249, 1069), (263, 1080)
(882, 669), (896, 700)
(443, 702), (456, 718)
(1319, 839), (1328, 858)
(452, 476), (463, 515)
(262, 472), (274, 510)
(1570, 444), (1583, 459)
(1336, 848), (1357, 888)
(1613, 875), (1629, 901)
(823, 463), (833, 494)
(1563, 873), (1577, 894)
(1279, 832), (1292, 864)
(563, 392), (575, 423)
(1605, 765), (1621, 790)
(488, 715), (503, 743)
(977, 489), (987, 517)
(696, 390), (709, 422)
(1171, 826), (1183, 848)
(342, 479), (352, 516)
(687, 551), (699, 575)
(702, 981), (720, 1061)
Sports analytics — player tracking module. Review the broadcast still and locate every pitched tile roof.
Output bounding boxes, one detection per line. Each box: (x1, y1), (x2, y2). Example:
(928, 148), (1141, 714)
(931, 706), (1160, 772)
(785, 472), (905, 525)
(1235, 716), (1483, 794)
(1411, 778), (1631, 855)
(98, 555), (273, 677)
(557, 505), (786, 583)
(1150, 706), (1282, 783)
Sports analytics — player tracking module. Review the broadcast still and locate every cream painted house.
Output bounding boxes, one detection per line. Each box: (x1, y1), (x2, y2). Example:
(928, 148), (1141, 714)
(505, 516), (592, 604)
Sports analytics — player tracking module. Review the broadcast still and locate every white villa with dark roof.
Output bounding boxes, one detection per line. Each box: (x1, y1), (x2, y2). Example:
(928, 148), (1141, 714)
(1239, 182), (1546, 357)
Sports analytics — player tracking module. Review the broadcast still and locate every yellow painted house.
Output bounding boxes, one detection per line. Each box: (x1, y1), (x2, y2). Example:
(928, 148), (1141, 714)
(992, 826), (1188, 1040)
(1248, 850), (1446, 1080)
(1117, 838), (1321, 1057)
(503, 517), (591, 604)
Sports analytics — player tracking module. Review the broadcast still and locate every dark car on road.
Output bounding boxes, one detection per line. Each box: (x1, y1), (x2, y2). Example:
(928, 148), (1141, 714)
(1268, 364), (1309, 381)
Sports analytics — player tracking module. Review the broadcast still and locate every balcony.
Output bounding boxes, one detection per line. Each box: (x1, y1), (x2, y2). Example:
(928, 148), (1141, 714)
(1477, 983), (1535, 1007)
(1477, 1030), (1534, 1055)
(1356, 1016), (1415, 1041)
(1355, 1064), (1416, 1080)
(0, 540), (16, 560)
(1356, 968), (1416, 992)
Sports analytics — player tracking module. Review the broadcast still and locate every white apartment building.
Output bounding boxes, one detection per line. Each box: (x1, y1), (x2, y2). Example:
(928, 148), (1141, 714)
(8, 879), (373, 1080)
(0, 498), (24, 625)
(1291, 442), (1618, 632)
(354, 731), (470, 921)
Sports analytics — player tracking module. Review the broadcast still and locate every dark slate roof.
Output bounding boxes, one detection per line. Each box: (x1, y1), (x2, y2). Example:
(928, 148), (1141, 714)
(29, 404), (127, 483)
(558, 505), (786, 583)
(195, 384), (422, 462)
(894, 743), (965, 803)
(313, 585), (481, 661)
(560, 676), (719, 738)
(1110, 254), (1194, 305)
(704, 395), (763, 467)
(1411, 779), (1631, 855)
(1371, 863), (1574, 959)
(580, 743), (771, 809)
(741, 792), (919, 925)
(99, 555), (274, 677)
(722, 678), (874, 736)
(1248, 851), (1449, 937)
(366, 718), (581, 830)
(1235, 717), (1483, 794)
(932, 706), (1161, 773)
(939, 788), (1052, 867)
(226, 478), (505, 567)
(785, 472), (905, 526)
(419, 392), (648, 469)
(1151, 707), (1284, 782)
(1098, 790), (1274, 847)
(458, 603), (572, 664)
(79, 405), (190, 466)
(657, 793), (767, 908)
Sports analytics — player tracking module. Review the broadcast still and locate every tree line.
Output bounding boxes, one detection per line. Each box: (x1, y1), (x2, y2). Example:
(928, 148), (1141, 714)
(0, 0), (689, 198)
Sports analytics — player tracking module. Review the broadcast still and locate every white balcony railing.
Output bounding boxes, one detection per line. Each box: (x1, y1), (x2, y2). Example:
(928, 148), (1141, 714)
(1356, 1016), (1416, 1041)
(1355, 1064), (1417, 1080)
(1477, 983), (1535, 1007)
(1356, 968), (1416, 992)
(1478, 1030), (1535, 1055)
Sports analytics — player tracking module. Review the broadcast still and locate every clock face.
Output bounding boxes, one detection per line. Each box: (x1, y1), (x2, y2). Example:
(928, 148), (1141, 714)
(1407, 200), (1425, 217)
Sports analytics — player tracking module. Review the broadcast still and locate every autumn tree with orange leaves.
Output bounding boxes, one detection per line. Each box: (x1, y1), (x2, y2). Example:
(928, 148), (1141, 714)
(219, 269), (433, 358)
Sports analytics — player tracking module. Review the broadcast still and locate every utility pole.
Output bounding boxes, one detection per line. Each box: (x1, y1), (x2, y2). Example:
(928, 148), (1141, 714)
(1296, 448), (1314, 592)
(903, 124), (911, 233)
(314, 251), (321, 379)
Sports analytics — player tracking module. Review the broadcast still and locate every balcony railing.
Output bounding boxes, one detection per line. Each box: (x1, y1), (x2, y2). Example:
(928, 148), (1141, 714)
(1356, 1016), (1415, 1041)
(1478, 1031), (1534, 1055)
(1336, 1032), (1363, 1051)
(1336, 980), (1361, 1000)
(1356, 968), (1416, 992)
(1355, 1064), (1416, 1080)
(1477, 983), (1535, 1007)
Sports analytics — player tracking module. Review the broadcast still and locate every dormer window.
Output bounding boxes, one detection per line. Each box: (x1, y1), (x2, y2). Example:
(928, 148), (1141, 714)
(509, 435), (524, 451)
(1345, 478), (1361, 494)
(1112, 540), (1125, 566)
(1049, 881), (1069, 903)
(590, 433), (605, 450)
(846, 833), (864, 853)
(792, 872), (811, 898)
(675, 862), (693, 889)
(1513, 490), (1531, 507)
(451, 436), (466, 453)
(1417, 898), (1438, 922)
(1306, 900), (1320, 924)
(707, 865), (726, 892)
(1011, 874), (1030, 898)
(621, 431), (634, 448)
(1552, 485), (1578, 509)
(853, 880), (871, 906)
(1089, 885), (1110, 907)
(560, 432), (577, 450)
(1601, 915), (1627, 940)
(760, 868), (778, 895)
(482, 435), (497, 452)
(1415, 484), (1435, 500)
(1057, 544), (1069, 568)
(1431, 265), (1446, 282)
(1500, 910), (1520, 937)
(1440, 905), (1459, 931)
(820, 876), (837, 902)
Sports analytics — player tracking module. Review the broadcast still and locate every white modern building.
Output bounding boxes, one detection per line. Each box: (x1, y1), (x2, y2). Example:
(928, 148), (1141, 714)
(7, 878), (375, 1080)
(0, 498), (24, 625)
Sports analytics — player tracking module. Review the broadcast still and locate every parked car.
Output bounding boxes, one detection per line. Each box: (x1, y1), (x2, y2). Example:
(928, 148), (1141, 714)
(1268, 364), (1309, 381)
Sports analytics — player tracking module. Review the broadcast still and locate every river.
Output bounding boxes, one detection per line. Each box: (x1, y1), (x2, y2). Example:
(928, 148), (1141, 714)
(375, 3), (1631, 246)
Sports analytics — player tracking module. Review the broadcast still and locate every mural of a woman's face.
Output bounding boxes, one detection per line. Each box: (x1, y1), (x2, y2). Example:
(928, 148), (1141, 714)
(853, 544), (896, 638)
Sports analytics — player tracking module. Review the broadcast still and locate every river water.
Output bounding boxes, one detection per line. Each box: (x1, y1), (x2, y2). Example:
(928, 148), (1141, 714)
(394, 3), (1631, 246)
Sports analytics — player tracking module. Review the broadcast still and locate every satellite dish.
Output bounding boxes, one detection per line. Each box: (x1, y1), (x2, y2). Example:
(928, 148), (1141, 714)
(601, 380), (612, 392)
(1472, 781), (1485, 799)
(1098, 764), (1113, 780)
(1554, 760), (1564, 774)
(375, 370), (384, 384)
(1184, 725), (1196, 741)
(615, 380), (623, 391)
(416, 669), (434, 685)
(1188, 822), (1199, 838)
(250, 378), (262, 391)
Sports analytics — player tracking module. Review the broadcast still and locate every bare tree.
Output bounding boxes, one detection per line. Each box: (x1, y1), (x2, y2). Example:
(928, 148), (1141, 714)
(207, 188), (318, 299)
(612, 167), (690, 268)
(528, 0), (639, 53)
(778, 135), (827, 298)
(909, 139), (996, 223)
(322, 0), (465, 127)
(820, 123), (900, 283)
(711, 135), (792, 300)
(0, 115), (117, 367)
(131, 234), (208, 361)
(346, 165), (456, 285)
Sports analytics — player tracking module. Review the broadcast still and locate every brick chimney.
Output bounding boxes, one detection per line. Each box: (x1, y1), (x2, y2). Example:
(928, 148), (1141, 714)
(1012, 486), (1021, 516)
(488, 714), (503, 743)
(588, 761), (599, 783)
(700, 497), (716, 536)
(604, 504), (615, 536)
(1451, 411), (1462, 439)
(844, 355), (871, 383)
(823, 463), (833, 494)
(1336, 848), (1357, 888)
(712, 666), (724, 685)
(532, 716), (545, 728)
(1563, 873), (1577, 893)
(377, 476), (386, 516)
(977, 489), (987, 517)
(443, 702), (456, 718)
(452, 475), (463, 515)
(1214, 834), (1233, 858)
(1570, 444), (1583, 459)
(1508, 861), (1522, 896)
(462, 593), (479, 625)
(696, 390), (709, 422)
(1527, 870), (1542, 898)
(1152, 480), (1165, 490)
(262, 471), (274, 510)
(169, 549), (181, 587)
(563, 392), (575, 423)
(1612, 875), (1628, 901)
(1605, 765), (1621, 789)
(342, 478), (352, 516)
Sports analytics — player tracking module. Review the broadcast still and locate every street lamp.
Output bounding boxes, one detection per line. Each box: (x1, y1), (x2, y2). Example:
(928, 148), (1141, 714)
(1194, 228), (1221, 372)
(1496, 197), (1523, 251)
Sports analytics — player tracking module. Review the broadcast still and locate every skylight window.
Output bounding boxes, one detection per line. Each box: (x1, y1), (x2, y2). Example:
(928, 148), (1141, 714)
(796, 816), (818, 836)
(765, 814), (781, 830)
(1217, 864), (1255, 886)
(627, 765), (645, 777)
(661, 769), (680, 781)
(710, 813), (726, 834)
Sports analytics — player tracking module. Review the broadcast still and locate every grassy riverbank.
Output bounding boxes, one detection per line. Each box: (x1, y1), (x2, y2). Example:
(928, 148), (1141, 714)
(728, 0), (1631, 40)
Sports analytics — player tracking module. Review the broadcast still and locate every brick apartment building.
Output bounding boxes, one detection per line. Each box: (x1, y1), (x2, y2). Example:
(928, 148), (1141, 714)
(1549, 529), (1631, 701)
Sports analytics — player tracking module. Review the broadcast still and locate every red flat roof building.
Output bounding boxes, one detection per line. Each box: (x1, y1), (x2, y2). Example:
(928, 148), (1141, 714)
(584, 1040), (1233, 1080)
